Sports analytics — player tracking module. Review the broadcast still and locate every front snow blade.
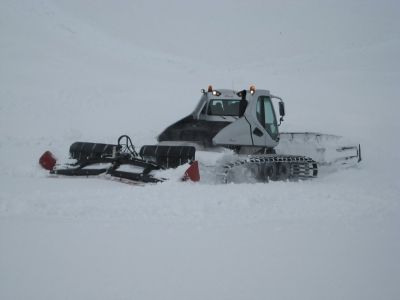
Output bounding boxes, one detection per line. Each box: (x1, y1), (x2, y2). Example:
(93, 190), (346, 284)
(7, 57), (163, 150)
(277, 132), (362, 167)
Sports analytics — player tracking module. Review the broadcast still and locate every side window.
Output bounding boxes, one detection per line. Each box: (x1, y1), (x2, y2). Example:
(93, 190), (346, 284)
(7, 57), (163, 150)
(256, 96), (278, 138)
(264, 100), (277, 134)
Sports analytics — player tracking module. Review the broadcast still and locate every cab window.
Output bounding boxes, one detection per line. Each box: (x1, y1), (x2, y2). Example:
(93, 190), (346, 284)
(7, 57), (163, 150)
(256, 96), (278, 139)
(207, 99), (241, 116)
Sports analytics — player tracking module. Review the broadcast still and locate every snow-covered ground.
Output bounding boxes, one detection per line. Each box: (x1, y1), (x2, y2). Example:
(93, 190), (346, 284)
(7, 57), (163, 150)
(1, 1), (400, 299)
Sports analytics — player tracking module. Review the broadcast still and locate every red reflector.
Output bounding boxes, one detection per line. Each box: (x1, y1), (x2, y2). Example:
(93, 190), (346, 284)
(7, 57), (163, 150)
(39, 151), (57, 171)
(182, 160), (200, 182)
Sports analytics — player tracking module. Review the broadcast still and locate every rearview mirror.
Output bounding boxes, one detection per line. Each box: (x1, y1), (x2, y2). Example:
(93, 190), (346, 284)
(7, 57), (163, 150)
(279, 102), (285, 117)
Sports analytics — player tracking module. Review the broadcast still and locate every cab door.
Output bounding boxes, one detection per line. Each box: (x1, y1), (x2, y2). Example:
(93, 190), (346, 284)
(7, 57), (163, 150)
(244, 90), (279, 148)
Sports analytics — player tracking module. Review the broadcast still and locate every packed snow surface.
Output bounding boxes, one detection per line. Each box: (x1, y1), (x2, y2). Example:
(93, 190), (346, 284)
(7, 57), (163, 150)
(1, 1), (400, 299)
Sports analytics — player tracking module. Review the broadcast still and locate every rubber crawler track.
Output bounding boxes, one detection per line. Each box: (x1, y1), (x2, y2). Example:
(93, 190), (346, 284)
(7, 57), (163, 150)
(219, 155), (318, 183)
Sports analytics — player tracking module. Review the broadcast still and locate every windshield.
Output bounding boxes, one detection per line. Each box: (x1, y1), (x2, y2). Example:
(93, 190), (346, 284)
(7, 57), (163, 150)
(207, 99), (241, 116)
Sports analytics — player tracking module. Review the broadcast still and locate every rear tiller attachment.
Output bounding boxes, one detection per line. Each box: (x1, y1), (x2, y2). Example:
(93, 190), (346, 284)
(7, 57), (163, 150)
(40, 135), (197, 183)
